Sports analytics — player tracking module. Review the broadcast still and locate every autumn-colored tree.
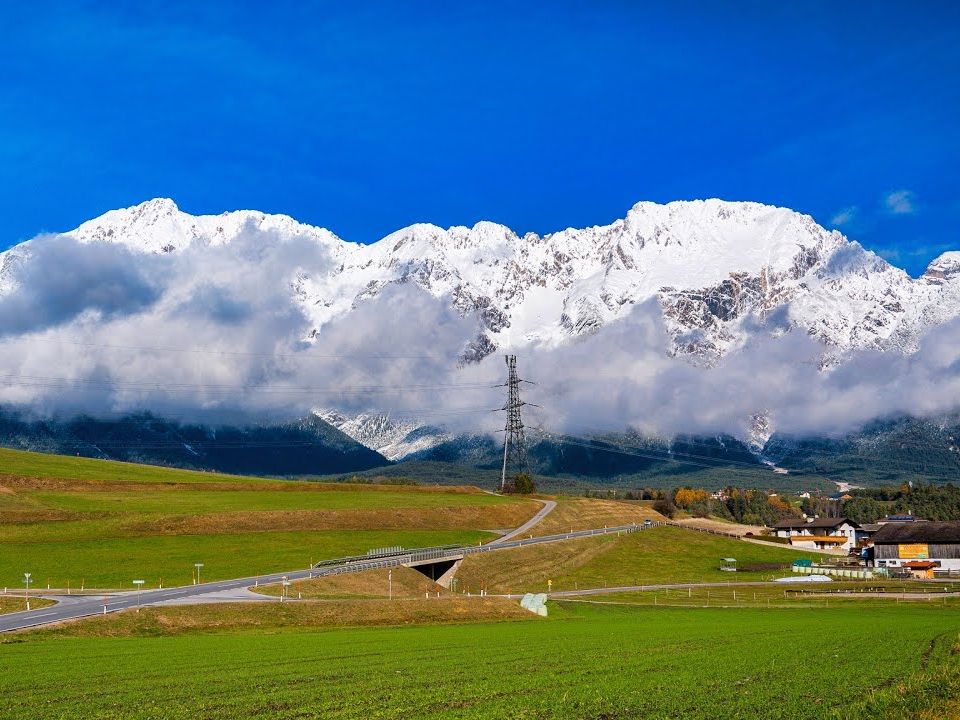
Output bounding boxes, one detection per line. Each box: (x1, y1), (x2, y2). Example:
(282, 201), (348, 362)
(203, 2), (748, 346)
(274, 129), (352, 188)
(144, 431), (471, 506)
(674, 487), (710, 508)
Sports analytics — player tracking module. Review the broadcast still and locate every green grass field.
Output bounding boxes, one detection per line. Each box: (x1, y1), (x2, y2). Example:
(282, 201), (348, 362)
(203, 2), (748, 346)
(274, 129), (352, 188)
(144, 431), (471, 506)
(0, 448), (534, 588)
(2, 528), (492, 590)
(0, 447), (262, 484)
(2, 603), (958, 719)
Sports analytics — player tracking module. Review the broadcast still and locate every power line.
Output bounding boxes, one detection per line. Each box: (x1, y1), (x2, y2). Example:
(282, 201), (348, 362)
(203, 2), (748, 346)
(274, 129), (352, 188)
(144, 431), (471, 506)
(0, 373), (496, 395)
(0, 337), (478, 361)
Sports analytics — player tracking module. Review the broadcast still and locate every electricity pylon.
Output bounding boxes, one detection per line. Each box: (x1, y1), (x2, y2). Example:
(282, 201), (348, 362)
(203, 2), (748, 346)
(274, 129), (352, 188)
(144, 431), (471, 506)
(498, 354), (532, 492)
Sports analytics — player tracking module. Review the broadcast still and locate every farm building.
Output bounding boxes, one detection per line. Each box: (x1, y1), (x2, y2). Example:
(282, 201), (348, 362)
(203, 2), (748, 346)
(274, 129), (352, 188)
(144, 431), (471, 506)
(872, 521), (960, 578)
(769, 518), (859, 552)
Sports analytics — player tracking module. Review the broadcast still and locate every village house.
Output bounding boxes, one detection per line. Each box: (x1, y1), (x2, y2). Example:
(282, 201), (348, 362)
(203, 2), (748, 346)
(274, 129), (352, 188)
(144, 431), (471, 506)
(769, 517), (860, 552)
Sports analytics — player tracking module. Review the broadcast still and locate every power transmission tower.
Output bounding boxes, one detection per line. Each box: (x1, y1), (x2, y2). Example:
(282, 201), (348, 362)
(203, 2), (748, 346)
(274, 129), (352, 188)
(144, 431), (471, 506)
(498, 354), (531, 492)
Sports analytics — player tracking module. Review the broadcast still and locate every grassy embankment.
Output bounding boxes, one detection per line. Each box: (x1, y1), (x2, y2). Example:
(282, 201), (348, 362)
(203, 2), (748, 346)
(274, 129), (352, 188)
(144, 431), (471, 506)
(0, 448), (538, 589)
(253, 565), (445, 600)
(2, 603), (959, 719)
(455, 523), (826, 594)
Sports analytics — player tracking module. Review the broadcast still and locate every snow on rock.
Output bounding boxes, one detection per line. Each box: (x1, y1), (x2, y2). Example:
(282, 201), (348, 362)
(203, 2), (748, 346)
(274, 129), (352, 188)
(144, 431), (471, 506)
(2, 197), (958, 366)
(316, 409), (449, 461)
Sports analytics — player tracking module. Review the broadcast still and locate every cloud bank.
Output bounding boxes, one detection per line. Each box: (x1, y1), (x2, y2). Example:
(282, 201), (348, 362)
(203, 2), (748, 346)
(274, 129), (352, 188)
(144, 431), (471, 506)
(1, 226), (959, 441)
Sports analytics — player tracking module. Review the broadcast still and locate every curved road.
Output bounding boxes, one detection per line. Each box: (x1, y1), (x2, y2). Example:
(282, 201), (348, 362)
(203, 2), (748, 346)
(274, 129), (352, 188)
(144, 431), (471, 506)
(491, 499), (556, 544)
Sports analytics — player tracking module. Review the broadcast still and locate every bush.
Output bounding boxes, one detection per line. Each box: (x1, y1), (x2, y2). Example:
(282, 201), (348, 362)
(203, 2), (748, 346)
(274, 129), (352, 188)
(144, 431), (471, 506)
(504, 472), (536, 494)
(652, 498), (677, 518)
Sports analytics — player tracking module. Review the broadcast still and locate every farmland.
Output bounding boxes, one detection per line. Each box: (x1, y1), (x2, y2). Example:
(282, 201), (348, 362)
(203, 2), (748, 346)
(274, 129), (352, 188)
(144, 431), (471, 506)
(0, 448), (535, 588)
(3, 603), (959, 719)
(4, 447), (960, 719)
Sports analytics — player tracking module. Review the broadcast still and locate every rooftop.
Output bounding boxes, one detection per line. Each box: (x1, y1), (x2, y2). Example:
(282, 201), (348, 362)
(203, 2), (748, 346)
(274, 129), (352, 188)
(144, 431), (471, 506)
(872, 521), (960, 544)
(771, 517), (858, 530)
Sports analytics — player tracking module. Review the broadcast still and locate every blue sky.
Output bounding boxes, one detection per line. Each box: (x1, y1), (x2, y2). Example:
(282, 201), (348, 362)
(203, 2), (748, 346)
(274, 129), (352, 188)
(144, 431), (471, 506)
(3, 1), (958, 275)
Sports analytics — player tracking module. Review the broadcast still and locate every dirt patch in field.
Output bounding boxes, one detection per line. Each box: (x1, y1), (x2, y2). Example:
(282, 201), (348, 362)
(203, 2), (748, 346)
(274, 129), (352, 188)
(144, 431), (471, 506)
(118, 502), (537, 536)
(255, 566), (445, 599)
(529, 497), (664, 537)
(11, 597), (533, 638)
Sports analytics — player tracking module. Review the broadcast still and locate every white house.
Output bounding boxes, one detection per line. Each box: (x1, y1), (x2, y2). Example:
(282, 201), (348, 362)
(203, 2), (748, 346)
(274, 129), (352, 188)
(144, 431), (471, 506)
(769, 517), (859, 552)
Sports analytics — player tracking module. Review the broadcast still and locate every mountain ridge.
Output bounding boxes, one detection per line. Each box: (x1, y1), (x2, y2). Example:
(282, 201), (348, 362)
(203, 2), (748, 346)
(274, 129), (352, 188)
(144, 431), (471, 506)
(3, 197), (957, 366)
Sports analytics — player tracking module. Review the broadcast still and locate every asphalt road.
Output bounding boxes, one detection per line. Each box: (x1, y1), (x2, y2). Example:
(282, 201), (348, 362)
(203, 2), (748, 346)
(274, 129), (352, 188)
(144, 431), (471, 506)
(0, 521), (652, 633)
(490, 499), (557, 544)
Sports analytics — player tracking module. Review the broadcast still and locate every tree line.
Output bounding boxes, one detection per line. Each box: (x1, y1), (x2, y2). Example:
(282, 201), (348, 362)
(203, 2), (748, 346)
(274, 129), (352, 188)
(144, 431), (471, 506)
(842, 483), (960, 523)
(583, 481), (960, 525)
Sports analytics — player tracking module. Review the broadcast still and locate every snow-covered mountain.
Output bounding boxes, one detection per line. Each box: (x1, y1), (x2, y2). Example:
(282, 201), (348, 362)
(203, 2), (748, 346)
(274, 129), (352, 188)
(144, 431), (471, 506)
(4, 197), (955, 364)
(315, 409), (449, 461)
(2, 197), (959, 459)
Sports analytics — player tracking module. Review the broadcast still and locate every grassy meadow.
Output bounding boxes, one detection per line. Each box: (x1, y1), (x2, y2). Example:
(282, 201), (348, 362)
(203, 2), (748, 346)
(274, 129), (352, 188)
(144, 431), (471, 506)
(0, 448), (537, 588)
(456, 524), (825, 594)
(2, 602), (958, 719)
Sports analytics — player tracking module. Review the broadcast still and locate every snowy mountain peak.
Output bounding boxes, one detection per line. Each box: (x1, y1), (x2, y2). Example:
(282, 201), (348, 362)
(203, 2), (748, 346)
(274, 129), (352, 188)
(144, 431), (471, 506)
(66, 197), (345, 255)
(924, 252), (960, 282)
(315, 409), (449, 460)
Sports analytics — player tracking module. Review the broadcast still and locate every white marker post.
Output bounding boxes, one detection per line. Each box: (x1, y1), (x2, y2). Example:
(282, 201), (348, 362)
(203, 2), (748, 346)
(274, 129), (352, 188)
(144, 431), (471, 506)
(281, 576), (289, 603)
(194, 563), (204, 586)
(133, 580), (145, 612)
(388, 569), (392, 600)
(23, 572), (31, 611)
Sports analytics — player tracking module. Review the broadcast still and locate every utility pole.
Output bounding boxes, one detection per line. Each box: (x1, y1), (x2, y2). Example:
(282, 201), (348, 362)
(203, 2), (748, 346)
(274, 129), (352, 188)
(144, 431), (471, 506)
(498, 355), (532, 492)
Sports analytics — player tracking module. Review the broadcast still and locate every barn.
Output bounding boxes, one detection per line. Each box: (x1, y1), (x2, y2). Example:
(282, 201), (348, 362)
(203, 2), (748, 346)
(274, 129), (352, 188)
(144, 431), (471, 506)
(872, 521), (960, 578)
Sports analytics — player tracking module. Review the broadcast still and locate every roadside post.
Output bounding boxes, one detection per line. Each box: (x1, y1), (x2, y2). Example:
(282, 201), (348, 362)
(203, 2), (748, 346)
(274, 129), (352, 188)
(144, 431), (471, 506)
(133, 580), (145, 612)
(194, 563), (204, 586)
(23, 572), (31, 611)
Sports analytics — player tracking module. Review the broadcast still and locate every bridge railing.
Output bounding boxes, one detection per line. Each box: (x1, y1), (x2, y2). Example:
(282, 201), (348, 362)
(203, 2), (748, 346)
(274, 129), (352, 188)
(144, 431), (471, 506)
(313, 544), (464, 569)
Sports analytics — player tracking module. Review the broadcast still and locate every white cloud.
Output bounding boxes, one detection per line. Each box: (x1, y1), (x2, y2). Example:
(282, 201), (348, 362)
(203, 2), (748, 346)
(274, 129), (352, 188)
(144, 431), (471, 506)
(1, 227), (959, 442)
(830, 206), (858, 227)
(884, 189), (917, 215)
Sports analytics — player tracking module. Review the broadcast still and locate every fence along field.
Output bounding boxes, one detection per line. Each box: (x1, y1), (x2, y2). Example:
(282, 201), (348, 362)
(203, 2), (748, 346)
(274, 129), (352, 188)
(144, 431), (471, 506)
(0, 447), (537, 589)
